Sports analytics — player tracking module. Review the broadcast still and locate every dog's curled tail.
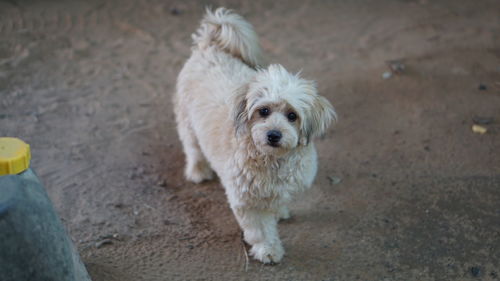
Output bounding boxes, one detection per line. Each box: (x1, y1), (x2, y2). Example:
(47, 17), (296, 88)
(192, 7), (264, 68)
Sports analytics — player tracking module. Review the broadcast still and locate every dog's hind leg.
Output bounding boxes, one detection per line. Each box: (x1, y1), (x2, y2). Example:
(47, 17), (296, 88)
(176, 115), (214, 183)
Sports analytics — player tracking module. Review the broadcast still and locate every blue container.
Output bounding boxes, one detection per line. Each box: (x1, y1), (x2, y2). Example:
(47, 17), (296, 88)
(0, 138), (92, 281)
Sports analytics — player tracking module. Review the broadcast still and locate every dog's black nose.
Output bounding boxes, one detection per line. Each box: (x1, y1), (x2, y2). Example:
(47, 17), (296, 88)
(267, 130), (282, 144)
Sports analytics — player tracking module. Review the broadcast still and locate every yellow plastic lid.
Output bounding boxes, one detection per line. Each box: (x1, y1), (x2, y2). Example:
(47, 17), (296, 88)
(0, 137), (31, 176)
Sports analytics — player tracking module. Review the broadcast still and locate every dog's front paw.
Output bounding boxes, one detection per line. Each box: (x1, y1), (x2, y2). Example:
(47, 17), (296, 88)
(185, 164), (214, 183)
(250, 242), (284, 264)
(278, 206), (291, 221)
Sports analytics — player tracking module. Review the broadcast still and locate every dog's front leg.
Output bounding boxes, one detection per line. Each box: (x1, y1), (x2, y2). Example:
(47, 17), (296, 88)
(278, 204), (291, 220)
(233, 207), (284, 264)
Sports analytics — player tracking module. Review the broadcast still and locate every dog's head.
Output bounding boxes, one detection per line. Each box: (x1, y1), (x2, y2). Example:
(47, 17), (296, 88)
(233, 64), (336, 156)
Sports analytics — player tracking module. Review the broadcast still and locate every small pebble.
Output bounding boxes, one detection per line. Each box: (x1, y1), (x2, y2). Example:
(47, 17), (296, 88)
(382, 71), (392, 79)
(327, 176), (342, 185)
(478, 84), (487, 90)
(387, 60), (405, 73)
(472, 124), (487, 134)
(470, 266), (481, 277)
(170, 8), (181, 15)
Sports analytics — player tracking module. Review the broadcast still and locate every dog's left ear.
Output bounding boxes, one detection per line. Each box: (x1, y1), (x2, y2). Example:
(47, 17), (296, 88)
(300, 95), (337, 145)
(232, 85), (249, 137)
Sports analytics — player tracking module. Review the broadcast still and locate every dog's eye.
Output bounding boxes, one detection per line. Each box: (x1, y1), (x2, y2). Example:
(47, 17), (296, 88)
(259, 107), (271, 117)
(287, 112), (297, 122)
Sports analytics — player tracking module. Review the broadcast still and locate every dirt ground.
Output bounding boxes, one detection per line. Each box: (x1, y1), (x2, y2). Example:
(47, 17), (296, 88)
(1, 0), (500, 280)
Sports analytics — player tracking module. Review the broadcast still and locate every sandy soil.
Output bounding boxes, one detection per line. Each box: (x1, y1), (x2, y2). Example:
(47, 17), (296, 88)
(1, 0), (500, 280)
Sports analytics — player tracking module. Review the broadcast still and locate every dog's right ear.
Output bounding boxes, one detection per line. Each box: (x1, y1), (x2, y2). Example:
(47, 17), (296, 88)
(232, 85), (249, 137)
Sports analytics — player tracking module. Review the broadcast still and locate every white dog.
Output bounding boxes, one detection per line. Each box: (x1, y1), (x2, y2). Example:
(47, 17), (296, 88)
(174, 8), (336, 264)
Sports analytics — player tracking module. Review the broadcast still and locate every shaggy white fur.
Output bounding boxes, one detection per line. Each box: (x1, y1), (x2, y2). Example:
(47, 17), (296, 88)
(174, 7), (336, 264)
